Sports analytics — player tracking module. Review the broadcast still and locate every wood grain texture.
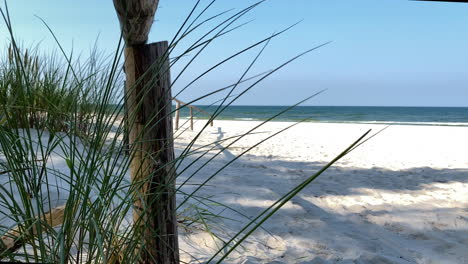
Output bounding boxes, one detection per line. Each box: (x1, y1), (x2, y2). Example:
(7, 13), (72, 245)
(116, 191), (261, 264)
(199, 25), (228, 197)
(124, 41), (179, 264)
(113, 0), (159, 45)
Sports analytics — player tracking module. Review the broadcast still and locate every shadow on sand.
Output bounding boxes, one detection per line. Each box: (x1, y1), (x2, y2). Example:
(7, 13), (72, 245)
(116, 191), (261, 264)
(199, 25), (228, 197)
(177, 147), (468, 264)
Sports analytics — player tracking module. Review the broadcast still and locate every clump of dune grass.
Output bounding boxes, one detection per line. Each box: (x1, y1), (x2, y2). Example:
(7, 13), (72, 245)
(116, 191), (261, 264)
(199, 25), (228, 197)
(0, 1), (370, 263)
(0, 43), (106, 134)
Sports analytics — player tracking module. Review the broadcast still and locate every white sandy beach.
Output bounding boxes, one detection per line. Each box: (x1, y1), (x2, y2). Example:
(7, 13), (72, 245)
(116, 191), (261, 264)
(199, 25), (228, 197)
(175, 119), (468, 264)
(0, 119), (466, 263)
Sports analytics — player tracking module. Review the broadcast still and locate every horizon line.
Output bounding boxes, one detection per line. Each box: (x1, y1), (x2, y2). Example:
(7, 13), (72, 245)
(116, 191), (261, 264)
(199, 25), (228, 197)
(180, 104), (468, 108)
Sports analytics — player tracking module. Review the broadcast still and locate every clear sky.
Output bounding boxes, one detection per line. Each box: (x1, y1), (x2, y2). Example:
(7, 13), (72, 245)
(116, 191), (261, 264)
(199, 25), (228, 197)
(2, 0), (468, 107)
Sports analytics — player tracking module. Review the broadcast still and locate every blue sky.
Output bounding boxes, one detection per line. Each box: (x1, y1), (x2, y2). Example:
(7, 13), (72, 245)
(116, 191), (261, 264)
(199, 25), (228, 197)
(2, 0), (468, 107)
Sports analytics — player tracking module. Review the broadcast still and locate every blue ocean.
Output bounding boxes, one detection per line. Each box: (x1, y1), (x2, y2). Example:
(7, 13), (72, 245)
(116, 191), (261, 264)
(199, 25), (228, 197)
(176, 105), (468, 127)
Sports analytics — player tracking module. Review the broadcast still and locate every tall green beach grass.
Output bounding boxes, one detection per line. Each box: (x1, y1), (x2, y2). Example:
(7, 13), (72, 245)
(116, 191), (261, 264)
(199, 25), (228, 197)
(0, 1), (370, 263)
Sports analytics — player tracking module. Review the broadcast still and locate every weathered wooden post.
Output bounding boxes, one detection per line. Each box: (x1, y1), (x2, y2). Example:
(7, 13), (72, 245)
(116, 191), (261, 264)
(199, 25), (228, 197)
(175, 100), (180, 130)
(113, 1), (179, 263)
(189, 107), (194, 130)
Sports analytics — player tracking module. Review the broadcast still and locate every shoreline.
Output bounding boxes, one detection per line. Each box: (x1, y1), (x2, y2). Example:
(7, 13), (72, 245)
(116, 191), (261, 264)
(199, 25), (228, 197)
(176, 117), (468, 127)
(172, 105), (468, 129)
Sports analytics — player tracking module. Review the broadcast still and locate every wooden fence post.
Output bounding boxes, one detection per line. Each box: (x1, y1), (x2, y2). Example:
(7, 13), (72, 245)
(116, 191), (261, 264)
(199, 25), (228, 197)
(175, 101), (180, 130)
(124, 41), (179, 264)
(189, 107), (194, 130)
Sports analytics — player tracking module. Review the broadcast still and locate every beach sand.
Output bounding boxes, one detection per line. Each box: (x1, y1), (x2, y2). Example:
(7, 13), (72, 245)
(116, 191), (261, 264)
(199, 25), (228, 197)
(175, 119), (468, 264)
(0, 119), (466, 263)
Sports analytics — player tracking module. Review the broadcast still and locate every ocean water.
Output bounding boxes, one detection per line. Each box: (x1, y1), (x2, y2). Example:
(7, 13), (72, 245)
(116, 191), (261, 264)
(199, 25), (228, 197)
(175, 105), (468, 126)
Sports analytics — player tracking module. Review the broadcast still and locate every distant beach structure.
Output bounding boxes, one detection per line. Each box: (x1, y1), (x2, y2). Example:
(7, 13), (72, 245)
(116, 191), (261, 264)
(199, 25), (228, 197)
(173, 97), (213, 130)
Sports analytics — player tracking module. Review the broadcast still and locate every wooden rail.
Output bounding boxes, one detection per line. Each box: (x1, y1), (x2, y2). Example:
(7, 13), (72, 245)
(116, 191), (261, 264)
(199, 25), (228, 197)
(172, 98), (213, 130)
(170, 70), (274, 131)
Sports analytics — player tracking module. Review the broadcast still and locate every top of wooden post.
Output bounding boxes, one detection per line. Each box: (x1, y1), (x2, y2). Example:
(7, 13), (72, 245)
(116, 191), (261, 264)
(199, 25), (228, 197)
(113, 0), (159, 46)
